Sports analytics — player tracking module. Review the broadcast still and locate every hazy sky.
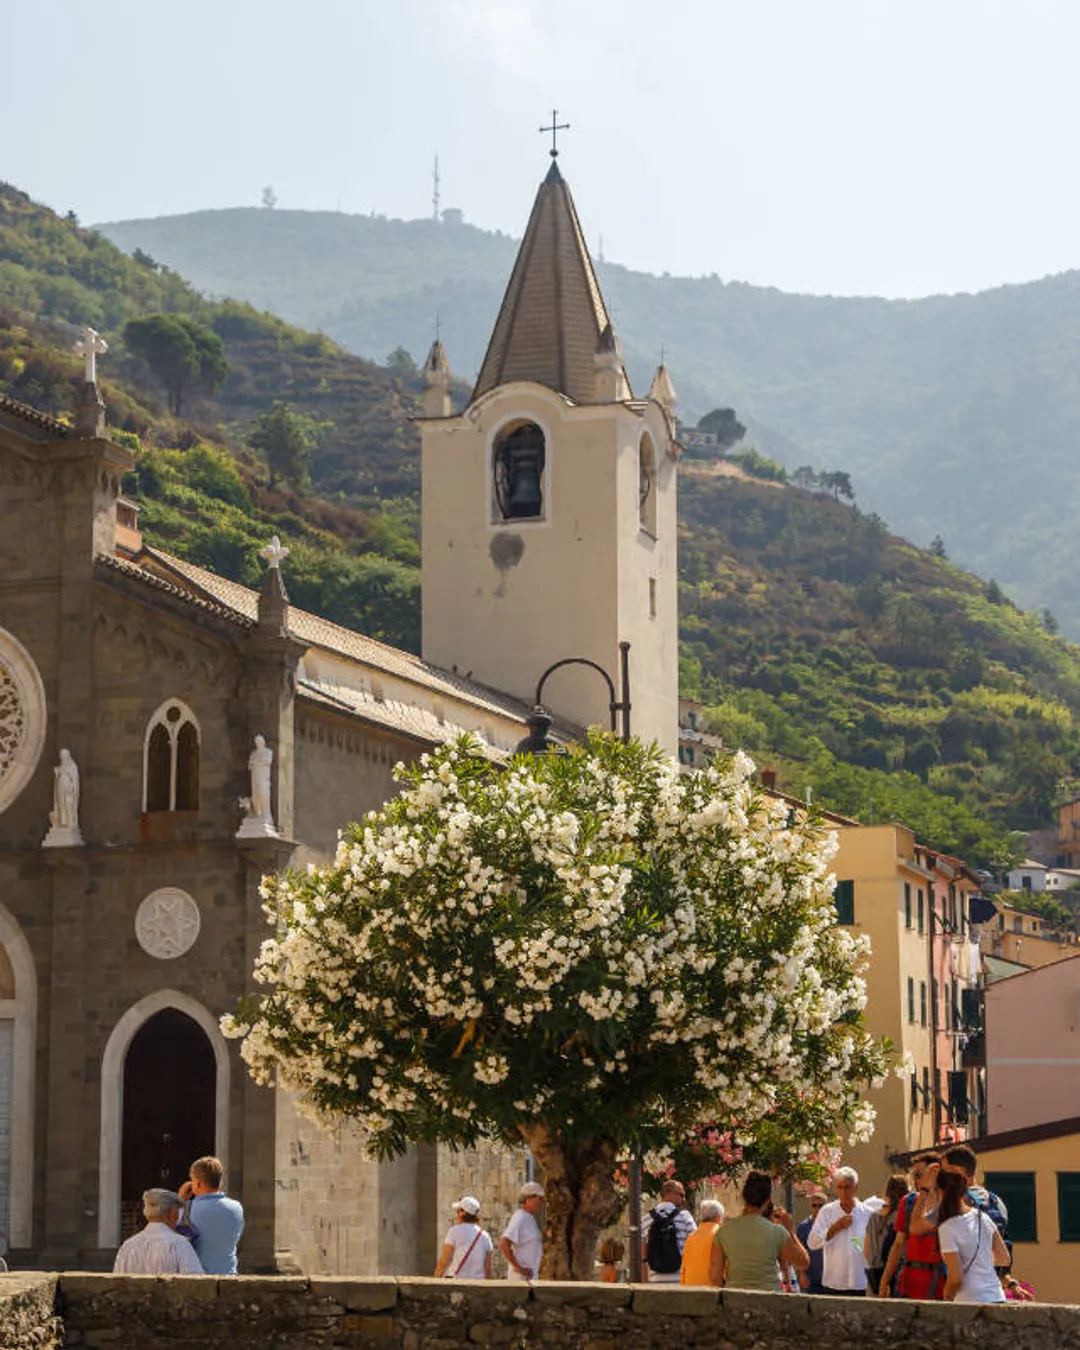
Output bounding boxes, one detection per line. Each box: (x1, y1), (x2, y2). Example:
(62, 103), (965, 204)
(6, 0), (1080, 297)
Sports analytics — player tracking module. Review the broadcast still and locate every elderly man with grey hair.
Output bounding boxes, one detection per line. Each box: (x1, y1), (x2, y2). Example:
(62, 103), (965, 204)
(113, 1188), (205, 1274)
(806, 1166), (871, 1295)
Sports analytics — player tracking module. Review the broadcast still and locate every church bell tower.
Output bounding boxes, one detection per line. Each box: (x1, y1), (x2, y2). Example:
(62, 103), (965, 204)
(418, 157), (679, 751)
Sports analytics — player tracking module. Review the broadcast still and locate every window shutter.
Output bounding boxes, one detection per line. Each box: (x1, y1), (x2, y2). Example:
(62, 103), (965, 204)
(984, 1172), (1037, 1243)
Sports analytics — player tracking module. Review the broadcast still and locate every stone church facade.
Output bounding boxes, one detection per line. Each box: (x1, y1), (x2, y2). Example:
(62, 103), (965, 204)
(0, 159), (679, 1273)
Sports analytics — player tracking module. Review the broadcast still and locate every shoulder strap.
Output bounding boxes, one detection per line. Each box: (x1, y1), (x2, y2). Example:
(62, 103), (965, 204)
(452, 1226), (485, 1277)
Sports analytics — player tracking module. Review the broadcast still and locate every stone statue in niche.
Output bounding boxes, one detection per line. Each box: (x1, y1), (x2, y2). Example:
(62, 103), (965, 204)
(42, 748), (85, 847)
(236, 734), (279, 838)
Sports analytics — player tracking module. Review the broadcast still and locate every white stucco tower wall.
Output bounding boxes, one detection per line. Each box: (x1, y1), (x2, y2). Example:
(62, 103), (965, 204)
(419, 161), (680, 751)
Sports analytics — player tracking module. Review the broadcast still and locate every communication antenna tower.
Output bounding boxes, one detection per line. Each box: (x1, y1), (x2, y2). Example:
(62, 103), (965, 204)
(433, 156), (441, 221)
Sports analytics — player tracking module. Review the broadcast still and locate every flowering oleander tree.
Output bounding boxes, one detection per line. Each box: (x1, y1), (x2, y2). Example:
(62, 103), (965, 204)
(227, 733), (890, 1279)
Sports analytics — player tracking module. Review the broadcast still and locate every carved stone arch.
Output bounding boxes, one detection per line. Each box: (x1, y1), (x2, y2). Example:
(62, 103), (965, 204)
(0, 902), (37, 1248)
(98, 988), (230, 1248)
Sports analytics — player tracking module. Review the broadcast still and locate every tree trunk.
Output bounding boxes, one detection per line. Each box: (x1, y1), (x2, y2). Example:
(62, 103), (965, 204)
(519, 1124), (622, 1281)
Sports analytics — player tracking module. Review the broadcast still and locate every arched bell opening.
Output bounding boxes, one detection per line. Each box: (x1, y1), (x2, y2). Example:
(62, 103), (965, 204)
(493, 421), (546, 522)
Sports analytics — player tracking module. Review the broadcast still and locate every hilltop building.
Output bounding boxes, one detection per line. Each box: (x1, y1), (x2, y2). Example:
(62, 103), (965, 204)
(0, 158), (680, 1270)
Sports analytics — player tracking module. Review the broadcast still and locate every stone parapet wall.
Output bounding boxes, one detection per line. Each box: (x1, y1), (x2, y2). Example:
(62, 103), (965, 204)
(0, 1275), (63, 1350)
(1, 1273), (1076, 1350)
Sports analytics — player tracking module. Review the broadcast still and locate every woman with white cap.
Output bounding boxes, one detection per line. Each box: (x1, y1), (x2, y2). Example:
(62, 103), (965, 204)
(434, 1196), (494, 1279)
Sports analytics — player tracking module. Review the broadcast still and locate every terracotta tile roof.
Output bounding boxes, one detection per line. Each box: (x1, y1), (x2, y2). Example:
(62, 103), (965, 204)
(0, 393), (70, 439)
(296, 680), (511, 757)
(472, 160), (628, 405)
(137, 547), (533, 726)
(96, 553), (255, 628)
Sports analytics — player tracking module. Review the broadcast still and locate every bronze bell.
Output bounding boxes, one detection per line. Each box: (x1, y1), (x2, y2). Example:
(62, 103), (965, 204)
(506, 447), (543, 518)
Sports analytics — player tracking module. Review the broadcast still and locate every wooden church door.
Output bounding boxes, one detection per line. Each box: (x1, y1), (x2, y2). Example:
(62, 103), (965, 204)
(120, 1008), (215, 1237)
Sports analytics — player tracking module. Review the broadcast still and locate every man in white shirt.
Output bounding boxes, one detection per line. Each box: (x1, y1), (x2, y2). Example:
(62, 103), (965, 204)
(806, 1167), (871, 1295)
(500, 1181), (544, 1280)
(113, 1188), (204, 1275)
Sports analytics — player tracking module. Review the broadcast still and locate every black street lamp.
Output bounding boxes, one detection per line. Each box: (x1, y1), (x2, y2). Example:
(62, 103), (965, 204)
(513, 641), (642, 1279)
(514, 641), (631, 752)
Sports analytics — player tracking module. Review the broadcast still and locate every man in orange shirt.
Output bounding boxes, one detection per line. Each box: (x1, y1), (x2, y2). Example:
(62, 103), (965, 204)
(680, 1199), (725, 1285)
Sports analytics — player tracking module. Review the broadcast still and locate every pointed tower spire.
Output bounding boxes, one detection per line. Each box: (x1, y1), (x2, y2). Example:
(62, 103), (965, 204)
(472, 161), (630, 405)
(422, 336), (453, 416)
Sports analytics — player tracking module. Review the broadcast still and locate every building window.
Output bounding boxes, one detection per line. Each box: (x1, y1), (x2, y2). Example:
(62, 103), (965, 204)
(910, 1071), (919, 1113)
(1021, 875), (1032, 891)
(493, 421), (545, 521)
(1013, 916), (1023, 933)
(904, 883), (912, 928)
(984, 1173), (1037, 1243)
(917, 889), (925, 934)
(907, 977), (915, 1023)
(952, 978), (960, 1030)
(639, 434), (657, 536)
(834, 880), (855, 925)
(143, 700), (200, 812)
(920, 981), (927, 1026)
(943, 981), (950, 1031)
(1057, 1174), (1080, 1242)
(922, 1066), (931, 1113)
(649, 577), (657, 620)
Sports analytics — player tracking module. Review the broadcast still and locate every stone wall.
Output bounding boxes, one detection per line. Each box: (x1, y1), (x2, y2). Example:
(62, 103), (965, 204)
(2, 1273), (1076, 1350)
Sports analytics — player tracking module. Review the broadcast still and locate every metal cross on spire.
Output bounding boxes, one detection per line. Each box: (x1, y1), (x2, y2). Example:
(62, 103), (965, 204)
(539, 109), (570, 157)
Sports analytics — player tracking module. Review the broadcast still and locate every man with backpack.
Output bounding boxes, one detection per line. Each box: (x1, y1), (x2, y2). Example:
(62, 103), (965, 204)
(641, 1180), (697, 1282)
(940, 1145), (1011, 1273)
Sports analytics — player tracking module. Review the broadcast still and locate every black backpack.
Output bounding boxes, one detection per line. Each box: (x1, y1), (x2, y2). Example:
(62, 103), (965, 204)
(645, 1207), (682, 1274)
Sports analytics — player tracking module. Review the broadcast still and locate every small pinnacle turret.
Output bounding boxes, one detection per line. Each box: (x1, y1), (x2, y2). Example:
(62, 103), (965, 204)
(422, 339), (453, 417)
(648, 363), (678, 423)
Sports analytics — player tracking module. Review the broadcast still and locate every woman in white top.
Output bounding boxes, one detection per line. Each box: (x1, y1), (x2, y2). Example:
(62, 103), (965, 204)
(434, 1196), (494, 1279)
(936, 1171), (1008, 1303)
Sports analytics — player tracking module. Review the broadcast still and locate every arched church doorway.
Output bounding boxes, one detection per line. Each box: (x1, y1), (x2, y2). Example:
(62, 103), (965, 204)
(120, 1008), (215, 1238)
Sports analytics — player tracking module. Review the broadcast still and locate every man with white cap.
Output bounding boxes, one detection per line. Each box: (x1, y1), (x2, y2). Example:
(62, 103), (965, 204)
(501, 1181), (545, 1280)
(434, 1195), (493, 1279)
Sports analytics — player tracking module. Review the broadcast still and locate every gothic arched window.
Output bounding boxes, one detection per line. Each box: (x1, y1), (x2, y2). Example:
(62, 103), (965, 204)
(493, 422), (546, 521)
(639, 433), (657, 536)
(143, 700), (200, 812)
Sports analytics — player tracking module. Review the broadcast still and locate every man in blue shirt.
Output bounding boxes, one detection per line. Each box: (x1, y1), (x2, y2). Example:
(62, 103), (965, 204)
(796, 1194), (826, 1294)
(179, 1155), (244, 1274)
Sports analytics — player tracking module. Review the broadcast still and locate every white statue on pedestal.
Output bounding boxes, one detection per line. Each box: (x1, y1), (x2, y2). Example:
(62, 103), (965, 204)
(236, 734), (279, 838)
(73, 327), (108, 384)
(43, 748), (85, 847)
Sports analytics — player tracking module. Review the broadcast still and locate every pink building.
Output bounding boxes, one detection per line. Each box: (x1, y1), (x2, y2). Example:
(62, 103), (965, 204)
(985, 952), (1080, 1133)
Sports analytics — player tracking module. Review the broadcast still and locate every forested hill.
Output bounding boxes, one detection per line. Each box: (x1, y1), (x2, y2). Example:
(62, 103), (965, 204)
(99, 204), (1080, 639)
(4, 182), (1080, 866)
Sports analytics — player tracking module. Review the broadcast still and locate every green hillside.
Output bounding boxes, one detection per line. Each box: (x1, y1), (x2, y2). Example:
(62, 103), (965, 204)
(5, 183), (1080, 866)
(99, 204), (1080, 638)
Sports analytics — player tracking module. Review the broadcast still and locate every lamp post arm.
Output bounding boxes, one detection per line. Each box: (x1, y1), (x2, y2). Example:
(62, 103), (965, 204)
(535, 657), (619, 734)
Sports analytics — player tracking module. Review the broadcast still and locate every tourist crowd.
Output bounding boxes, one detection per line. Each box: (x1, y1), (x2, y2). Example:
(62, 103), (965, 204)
(436, 1144), (1025, 1302)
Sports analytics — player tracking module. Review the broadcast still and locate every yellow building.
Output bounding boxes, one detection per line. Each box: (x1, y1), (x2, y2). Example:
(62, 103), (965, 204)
(970, 1117), (1080, 1304)
(982, 901), (1080, 969)
(828, 829), (980, 1180)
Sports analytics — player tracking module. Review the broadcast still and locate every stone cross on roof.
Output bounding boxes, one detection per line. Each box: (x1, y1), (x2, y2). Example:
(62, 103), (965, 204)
(260, 535), (290, 570)
(73, 327), (108, 384)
